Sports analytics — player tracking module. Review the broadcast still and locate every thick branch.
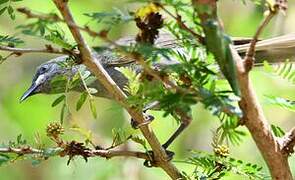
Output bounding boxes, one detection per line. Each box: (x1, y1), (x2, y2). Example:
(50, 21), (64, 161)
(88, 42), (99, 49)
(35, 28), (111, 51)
(52, 0), (182, 179)
(231, 47), (292, 180)
(17, 7), (62, 22)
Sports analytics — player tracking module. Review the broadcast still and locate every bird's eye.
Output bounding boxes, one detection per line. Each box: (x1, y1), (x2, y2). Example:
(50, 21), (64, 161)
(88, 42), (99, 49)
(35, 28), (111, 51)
(39, 66), (48, 74)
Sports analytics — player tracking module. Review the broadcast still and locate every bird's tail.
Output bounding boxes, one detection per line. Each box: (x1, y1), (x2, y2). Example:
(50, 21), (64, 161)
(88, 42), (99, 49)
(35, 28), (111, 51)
(235, 33), (295, 65)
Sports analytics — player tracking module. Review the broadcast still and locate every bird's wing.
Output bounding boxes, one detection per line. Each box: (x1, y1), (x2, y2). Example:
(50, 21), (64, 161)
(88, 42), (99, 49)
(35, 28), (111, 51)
(102, 33), (295, 67)
(235, 33), (295, 52)
(235, 33), (295, 64)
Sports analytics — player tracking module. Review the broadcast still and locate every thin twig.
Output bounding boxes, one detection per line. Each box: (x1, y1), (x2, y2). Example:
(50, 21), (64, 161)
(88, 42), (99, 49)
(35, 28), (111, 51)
(17, 7), (109, 39)
(17, 7), (62, 22)
(89, 149), (150, 160)
(0, 146), (150, 160)
(159, 5), (204, 44)
(244, 11), (276, 71)
(0, 45), (73, 55)
(0, 147), (43, 155)
(244, 0), (288, 71)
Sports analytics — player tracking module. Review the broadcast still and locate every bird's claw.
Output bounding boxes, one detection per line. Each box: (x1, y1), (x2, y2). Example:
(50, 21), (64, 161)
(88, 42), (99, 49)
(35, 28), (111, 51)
(131, 114), (154, 129)
(143, 149), (175, 168)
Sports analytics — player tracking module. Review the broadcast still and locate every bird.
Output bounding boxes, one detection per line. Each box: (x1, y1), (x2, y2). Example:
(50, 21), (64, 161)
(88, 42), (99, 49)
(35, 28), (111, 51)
(19, 33), (295, 150)
(20, 33), (295, 102)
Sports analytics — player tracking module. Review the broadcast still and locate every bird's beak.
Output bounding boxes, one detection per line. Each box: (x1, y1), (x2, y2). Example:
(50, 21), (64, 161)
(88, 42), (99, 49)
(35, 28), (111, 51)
(20, 74), (45, 102)
(20, 82), (39, 102)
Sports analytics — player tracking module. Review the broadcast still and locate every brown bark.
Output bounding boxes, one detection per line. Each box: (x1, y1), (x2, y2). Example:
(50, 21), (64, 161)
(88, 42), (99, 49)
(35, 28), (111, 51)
(232, 48), (293, 180)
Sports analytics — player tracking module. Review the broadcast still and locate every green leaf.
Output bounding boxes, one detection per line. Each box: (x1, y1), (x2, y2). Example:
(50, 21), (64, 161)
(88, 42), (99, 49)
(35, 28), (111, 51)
(43, 147), (63, 157)
(7, 5), (15, 20)
(44, 30), (73, 50)
(264, 60), (295, 85)
(51, 95), (66, 107)
(0, 154), (10, 166)
(7, 5), (13, 14)
(89, 99), (97, 119)
(0, 0), (9, 5)
(60, 103), (66, 124)
(271, 124), (285, 137)
(76, 92), (88, 111)
(84, 9), (133, 26)
(0, 35), (24, 46)
(0, 55), (3, 64)
(131, 136), (147, 150)
(265, 95), (295, 112)
(31, 159), (42, 166)
(0, 7), (7, 16)
(111, 128), (132, 148)
(116, 67), (141, 96)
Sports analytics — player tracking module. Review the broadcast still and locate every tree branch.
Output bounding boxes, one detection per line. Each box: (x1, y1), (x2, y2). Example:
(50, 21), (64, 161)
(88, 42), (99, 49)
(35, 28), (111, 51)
(0, 146), (150, 160)
(0, 45), (73, 55)
(158, 4), (204, 44)
(17, 7), (62, 22)
(231, 47), (293, 179)
(88, 149), (150, 160)
(0, 147), (43, 155)
(244, 8), (277, 71)
(17, 7), (110, 39)
(280, 127), (295, 156)
(244, 0), (288, 71)
(51, 0), (182, 179)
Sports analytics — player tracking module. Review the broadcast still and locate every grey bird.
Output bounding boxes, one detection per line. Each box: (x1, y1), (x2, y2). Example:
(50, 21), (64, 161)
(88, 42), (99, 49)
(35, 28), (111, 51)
(20, 33), (295, 102)
(19, 33), (295, 149)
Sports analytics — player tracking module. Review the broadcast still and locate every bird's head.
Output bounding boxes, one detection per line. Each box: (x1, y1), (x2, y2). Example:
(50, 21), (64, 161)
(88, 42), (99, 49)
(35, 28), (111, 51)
(20, 56), (77, 102)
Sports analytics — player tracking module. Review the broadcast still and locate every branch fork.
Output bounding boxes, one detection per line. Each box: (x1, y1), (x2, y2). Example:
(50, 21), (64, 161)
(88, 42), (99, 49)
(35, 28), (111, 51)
(279, 127), (295, 156)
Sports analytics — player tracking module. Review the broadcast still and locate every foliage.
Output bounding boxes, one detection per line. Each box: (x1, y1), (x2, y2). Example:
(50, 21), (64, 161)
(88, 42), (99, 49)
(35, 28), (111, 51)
(264, 95), (295, 112)
(0, 0), (292, 179)
(264, 60), (295, 84)
(271, 124), (285, 138)
(0, 35), (24, 46)
(0, 0), (22, 19)
(180, 150), (266, 179)
(263, 61), (295, 113)
(116, 66), (141, 96)
(84, 8), (133, 28)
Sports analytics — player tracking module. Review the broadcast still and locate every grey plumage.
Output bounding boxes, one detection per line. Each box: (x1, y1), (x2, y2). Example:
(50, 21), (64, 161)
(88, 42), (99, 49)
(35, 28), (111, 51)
(20, 33), (295, 101)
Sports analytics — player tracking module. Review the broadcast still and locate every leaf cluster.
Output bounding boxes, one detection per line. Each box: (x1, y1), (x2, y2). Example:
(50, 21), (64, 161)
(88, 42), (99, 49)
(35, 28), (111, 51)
(0, 0), (22, 19)
(181, 150), (267, 180)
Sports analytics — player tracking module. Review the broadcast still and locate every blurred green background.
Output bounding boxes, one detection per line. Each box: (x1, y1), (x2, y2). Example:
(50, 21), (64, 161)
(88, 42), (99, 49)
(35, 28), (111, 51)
(0, 0), (294, 179)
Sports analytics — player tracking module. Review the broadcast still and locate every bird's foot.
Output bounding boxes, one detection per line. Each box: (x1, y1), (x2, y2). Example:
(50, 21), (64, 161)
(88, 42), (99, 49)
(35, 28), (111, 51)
(143, 149), (175, 168)
(131, 113), (154, 129)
